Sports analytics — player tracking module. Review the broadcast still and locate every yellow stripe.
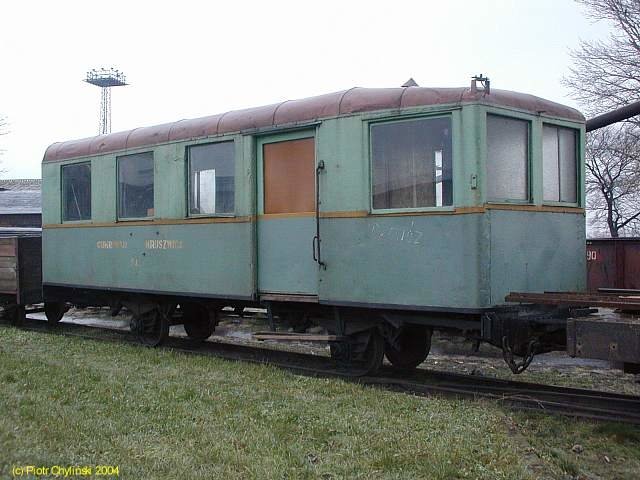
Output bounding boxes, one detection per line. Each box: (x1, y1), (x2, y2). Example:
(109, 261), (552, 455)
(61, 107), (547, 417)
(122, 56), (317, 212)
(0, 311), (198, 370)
(258, 212), (315, 219)
(322, 210), (369, 218)
(256, 208), (484, 219)
(257, 211), (370, 219)
(43, 204), (584, 229)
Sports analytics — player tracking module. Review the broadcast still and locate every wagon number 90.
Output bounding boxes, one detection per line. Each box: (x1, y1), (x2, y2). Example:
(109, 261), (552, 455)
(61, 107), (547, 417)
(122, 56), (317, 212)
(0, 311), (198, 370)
(587, 250), (598, 261)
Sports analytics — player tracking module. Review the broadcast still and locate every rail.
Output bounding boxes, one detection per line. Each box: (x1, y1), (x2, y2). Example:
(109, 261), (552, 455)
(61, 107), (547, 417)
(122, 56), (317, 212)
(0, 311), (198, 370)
(4, 315), (640, 425)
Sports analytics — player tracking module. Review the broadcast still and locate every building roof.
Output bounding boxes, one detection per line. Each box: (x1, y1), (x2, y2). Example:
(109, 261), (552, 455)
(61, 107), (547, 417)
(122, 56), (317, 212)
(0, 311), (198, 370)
(0, 178), (42, 191)
(0, 179), (42, 214)
(44, 86), (585, 163)
(0, 226), (41, 236)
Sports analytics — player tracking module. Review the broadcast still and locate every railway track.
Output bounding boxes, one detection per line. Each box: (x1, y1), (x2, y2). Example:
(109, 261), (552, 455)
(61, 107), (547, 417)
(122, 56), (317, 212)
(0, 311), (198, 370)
(4, 315), (640, 425)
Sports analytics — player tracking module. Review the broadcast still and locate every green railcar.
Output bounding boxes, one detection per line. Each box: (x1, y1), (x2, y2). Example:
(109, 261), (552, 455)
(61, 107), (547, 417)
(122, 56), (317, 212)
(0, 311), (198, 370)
(42, 83), (586, 374)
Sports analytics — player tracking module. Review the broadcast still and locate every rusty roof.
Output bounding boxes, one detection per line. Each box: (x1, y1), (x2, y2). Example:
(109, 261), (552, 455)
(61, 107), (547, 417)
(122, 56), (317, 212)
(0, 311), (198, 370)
(44, 86), (584, 163)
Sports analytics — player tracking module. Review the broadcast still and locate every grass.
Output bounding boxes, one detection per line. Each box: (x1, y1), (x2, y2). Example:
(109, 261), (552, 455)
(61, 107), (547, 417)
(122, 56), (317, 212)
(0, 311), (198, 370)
(513, 412), (640, 479)
(0, 326), (639, 479)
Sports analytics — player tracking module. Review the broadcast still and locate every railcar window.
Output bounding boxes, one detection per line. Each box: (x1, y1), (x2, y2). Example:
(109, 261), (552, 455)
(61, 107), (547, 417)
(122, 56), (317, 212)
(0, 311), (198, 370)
(62, 162), (91, 221)
(487, 115), (529, 201)
(372, 117), (452, 210)
(188, 141), (234, 215)
(543, 125), (578, 203)
(117, 152), (154, 219)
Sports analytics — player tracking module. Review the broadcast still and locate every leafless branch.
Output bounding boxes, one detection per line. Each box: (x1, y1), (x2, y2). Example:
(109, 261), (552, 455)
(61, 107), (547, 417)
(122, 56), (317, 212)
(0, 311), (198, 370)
(0, 115), (8, 175)
(585, 124), (640, 236)
(563, 0), (640, 119)
(565, 1), (640, 236)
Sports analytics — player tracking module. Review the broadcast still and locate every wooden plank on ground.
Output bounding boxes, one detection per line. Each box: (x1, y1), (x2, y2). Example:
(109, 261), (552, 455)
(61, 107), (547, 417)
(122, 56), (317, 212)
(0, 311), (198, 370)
(253, 332), (345, 342)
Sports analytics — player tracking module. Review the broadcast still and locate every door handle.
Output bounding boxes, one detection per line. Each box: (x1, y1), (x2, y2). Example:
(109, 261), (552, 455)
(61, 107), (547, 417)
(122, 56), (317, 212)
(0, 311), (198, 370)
(314, 161), (326, 269)
(313, 235), (319, 262)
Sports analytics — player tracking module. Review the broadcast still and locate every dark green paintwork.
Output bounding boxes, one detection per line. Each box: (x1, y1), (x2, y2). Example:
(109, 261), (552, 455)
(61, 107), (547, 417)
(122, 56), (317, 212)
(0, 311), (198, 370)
(318, 214), (483, 309)
(258, 217), (317, 295)
(487, 210), (586, 305)
(43, 223), (253, 298)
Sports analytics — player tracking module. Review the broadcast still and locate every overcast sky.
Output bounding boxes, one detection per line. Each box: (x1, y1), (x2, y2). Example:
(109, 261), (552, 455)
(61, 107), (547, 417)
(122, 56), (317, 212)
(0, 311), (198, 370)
(0, 0), (613, 179)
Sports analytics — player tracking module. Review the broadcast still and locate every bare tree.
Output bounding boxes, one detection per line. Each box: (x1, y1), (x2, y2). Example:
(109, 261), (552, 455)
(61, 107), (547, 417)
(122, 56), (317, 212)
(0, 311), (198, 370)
(564, 0), (640, 236)
(586, 124), (640, 236)
(0, 114), (7, 142)
(0, 115), (7, 175)
(564, 0), (640, 119)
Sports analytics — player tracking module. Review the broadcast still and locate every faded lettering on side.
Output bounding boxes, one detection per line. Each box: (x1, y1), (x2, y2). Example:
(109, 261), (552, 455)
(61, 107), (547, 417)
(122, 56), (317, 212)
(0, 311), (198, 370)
(145, 239), (184, 249)
(371, 221), (424, 246)
(97, 240), (128, 249)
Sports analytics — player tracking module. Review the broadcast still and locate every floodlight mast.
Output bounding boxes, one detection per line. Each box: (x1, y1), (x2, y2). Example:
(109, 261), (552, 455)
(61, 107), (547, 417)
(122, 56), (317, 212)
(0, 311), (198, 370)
(85, 68), (128, 135)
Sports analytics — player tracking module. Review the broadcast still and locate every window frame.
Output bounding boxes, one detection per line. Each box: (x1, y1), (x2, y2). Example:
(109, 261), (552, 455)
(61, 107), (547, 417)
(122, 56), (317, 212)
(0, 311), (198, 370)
(485, 112), (533, 205)
(368, 112), (456, 215)
(186, 139), (236, 218)
(541, 121), (581, 207)
(60, 161), (92, 223)
(116, 151), (155, 221)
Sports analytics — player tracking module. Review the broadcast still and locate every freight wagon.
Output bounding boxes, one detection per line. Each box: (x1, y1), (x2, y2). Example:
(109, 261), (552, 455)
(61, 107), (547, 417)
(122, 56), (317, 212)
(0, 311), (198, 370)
(587, 237), (640, 292)
(0, 228), (43, 322)
(41, 80), (590, 374)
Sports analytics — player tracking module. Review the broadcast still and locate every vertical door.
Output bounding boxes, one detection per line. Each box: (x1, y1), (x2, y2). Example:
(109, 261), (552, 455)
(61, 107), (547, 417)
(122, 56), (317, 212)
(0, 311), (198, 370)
(257, 133), (318, 295)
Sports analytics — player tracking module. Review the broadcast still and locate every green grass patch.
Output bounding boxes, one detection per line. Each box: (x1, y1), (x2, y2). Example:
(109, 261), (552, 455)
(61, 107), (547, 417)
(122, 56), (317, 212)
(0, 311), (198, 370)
(0, 327), (530, 479)
(1, 325), (639, 479)
(513, 412), (640, 479)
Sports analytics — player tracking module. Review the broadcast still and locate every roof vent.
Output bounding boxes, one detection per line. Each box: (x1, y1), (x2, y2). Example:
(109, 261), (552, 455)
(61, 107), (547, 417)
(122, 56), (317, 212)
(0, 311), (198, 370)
(401, 78), (419, 87)
(471, 74), (490, 95)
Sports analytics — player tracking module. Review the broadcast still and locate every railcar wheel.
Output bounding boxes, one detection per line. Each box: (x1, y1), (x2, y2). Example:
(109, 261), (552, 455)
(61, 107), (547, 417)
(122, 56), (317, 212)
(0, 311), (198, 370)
(135, 309), (169, 347)
(44, 302), (67, 325)
(182, 303), (215, 341)
(384, 325), (432, 370)
(330, 329), (384, 376)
